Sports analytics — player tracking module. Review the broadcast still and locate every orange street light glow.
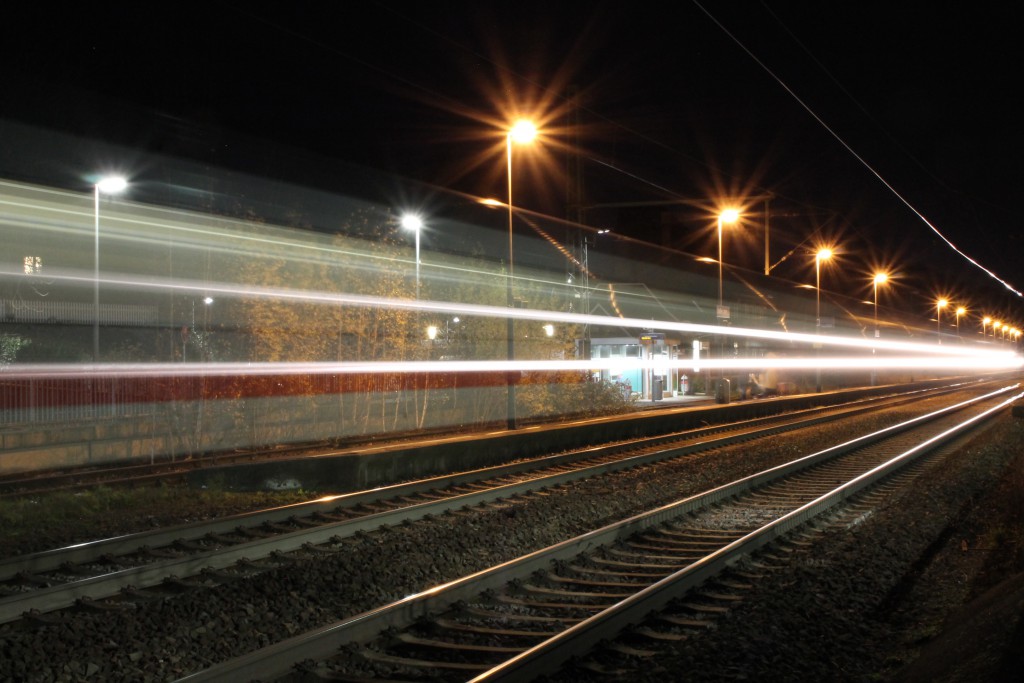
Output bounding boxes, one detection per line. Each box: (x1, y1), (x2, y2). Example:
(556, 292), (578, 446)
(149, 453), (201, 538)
(720, 208), (740, 224)
(508, 119), (537, 144)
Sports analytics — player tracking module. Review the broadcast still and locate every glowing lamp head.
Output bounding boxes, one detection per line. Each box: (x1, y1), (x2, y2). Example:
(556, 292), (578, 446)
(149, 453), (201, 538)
(426, 325), (438, 340)
(96, 176), (128, 194)
(543, 324), (555, 337)
(509, 120), (537, 144)
(401, 214), (423, 232)
(873, 272), (889, 285)
(816, 248), (833, 262)
(937, 298), (948, 310)
(983, 316), (992, 325)
(956, 306), (966, 316)
(719, 209), (740, 224)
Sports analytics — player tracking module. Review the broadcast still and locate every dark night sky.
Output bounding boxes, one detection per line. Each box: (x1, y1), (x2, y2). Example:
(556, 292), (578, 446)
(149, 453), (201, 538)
(4, 1), (1022, 321)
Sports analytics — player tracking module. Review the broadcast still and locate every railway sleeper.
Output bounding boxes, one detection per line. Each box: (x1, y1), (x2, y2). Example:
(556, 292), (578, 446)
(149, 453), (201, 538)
(659, 527), (747, 540)
(433, 616), (559, 638)
(11, 571), (52, 587)
(359, 647), (490, 672)
(200, 567), (246, 583)
(393, 631), (526, 654)
(631, 625), (689, 642)
(203, 532), (241, 545)
(578, 659), (634, 676)
(696, 590), (743, 602)
(611, 546), (704, 562)
(590, 555), (688, 571)
(606, 642), (659, 657)
(495, 594), (612, 611)
(542, 571), (649, 590)
(655, 613), (715, 629)
(171, 538), (208, 552)
(567, 563), (670, 580)
(119, 586), (165, 603)
(623, 541), (709, 557)
(56, 561), (94, 576)
(162, 576), (209, 592)
(459, 604), (584, 625)
(678, 601), (731, 614)
(135, 546), (184, 560)
(522, 583), (633, 600)
(637, 533), (731, 548)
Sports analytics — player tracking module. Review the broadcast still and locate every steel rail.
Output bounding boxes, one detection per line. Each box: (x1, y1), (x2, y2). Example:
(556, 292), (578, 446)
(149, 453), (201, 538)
(173, 383), (1019, 682)
(0, 380), (962, 581)
(0, 384), (961, 626)
(474, 386), (1023, 681)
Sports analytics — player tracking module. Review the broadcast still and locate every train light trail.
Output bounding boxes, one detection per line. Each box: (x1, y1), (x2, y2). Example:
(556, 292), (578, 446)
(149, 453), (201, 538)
(3, 263), (1018, 363)
(4, 352), (1021, 384)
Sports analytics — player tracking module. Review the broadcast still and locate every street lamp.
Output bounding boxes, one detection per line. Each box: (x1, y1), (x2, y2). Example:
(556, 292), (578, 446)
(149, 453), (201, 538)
(982, 316), (991, 338)
(872, 272), (888, 339)
(401, 213), (424, 300)
(994, 321), (1002, 340)
(870, 271), (888, 387)
(505, 119), (538, 430)
(716, 208), (740, 317)
(955, 306), (966, 339)
(936, 298), (948, 344)
(814, 248), (833, 392)
(94, 175), (128, 362)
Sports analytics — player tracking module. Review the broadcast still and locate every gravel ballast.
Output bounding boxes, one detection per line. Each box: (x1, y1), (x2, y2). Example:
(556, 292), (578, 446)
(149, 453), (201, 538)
(1, 397), (1021, 682)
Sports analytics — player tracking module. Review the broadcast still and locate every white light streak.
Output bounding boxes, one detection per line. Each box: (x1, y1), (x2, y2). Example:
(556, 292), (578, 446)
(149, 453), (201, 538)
(3, 264), (1018, 363)
(4, 354), (1021, 381)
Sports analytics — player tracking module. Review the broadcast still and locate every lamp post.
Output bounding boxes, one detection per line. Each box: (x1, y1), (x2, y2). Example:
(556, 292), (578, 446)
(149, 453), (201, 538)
(814, 248), (832, 393)
(505, 120), (537, 430)
(871, 272), (888, 387)
(93, 176), (128, 362)
(936, 298), (948, 344)
(713, 208), (739, 402)
(955, 306), (966, 339)
(401, 213), (423, 300)
(982, 316), (991, 338)
(872, 272), (888, 339)
(716, 209), (740, 316)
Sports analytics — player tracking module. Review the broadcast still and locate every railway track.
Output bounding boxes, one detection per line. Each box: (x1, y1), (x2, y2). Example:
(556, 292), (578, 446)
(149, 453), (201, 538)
(175, 383), (1021, 682)
(0, 383), (973, 624)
